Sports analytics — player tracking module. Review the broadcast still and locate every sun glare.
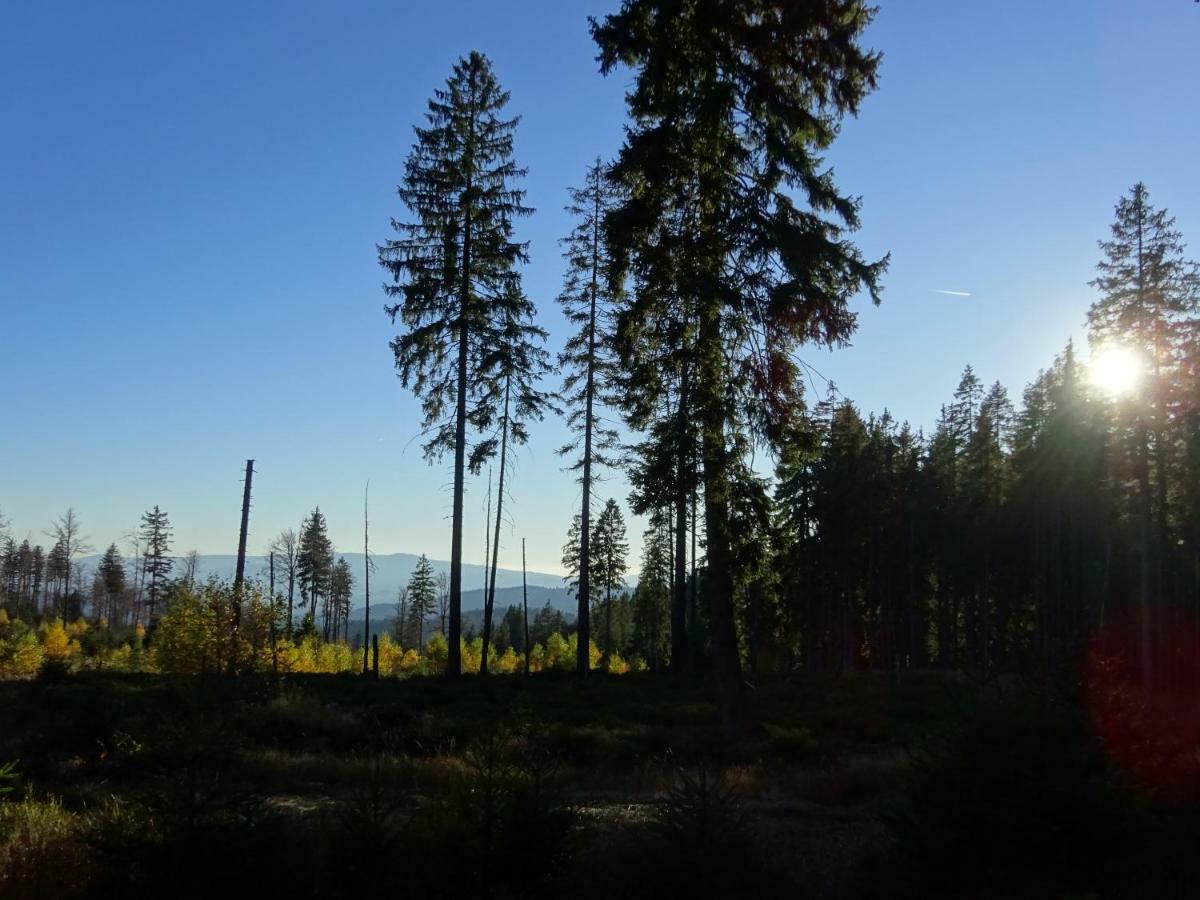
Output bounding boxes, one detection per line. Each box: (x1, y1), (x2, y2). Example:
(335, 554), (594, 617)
(1089, 344), (1143, 397)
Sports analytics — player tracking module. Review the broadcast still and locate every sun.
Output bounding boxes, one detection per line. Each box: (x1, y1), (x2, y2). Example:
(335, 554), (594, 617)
(1089, 344), (1144, 397)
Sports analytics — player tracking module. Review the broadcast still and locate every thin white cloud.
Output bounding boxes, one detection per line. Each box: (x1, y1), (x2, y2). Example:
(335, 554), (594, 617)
(935, 289), (972, 297)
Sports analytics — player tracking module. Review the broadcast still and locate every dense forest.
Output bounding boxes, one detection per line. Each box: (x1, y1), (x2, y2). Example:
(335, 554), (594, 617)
(2, 3), (1199, 896)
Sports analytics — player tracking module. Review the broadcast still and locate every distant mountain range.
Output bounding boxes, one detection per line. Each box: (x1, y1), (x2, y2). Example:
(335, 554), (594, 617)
(348, 584), (577, 643)
(75, 552), (572, 616)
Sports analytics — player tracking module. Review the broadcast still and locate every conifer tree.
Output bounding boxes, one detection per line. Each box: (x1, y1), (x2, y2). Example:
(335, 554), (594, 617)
(557, 158), (624, 676)
(298, 508), (334, 627)
(138, 506), (172, 622)
(530, 601), (569, 647)
(561, 512), (601, 610)
(1087, 183), (1199, 686)
(406, 554), (437, 651)
(328, 556), (354, 642)
(632, 514), (671, 669)
(98, 543), (125, 625)
(591, 499), (628, 659)
(593, 0), (886, 739)
(379, 51), (531, 678)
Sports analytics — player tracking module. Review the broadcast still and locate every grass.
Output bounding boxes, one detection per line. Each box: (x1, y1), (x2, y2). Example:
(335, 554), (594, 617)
(0, 668), (1195, 898)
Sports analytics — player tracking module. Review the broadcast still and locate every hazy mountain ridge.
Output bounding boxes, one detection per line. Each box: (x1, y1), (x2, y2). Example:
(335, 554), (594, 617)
(73, 552), (569, 614)
(348, 584), (577, 641)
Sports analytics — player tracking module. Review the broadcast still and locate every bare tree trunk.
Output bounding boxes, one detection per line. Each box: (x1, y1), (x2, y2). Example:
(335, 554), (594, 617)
(481, 377), (512, 676)
(269, 551), (278, 674)
(363, 484), (371, 675)
(234, 460), (254, 592)
(522, 537), (530, 675)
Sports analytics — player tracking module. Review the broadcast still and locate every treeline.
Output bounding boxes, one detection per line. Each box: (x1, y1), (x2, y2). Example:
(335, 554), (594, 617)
(607, 182), (1200, 694)
(0, 580), (619, 680)
(0, 506), (357, 643)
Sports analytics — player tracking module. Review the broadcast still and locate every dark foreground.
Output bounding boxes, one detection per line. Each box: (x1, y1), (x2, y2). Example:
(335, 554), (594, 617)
(0, 670), (1197, 899)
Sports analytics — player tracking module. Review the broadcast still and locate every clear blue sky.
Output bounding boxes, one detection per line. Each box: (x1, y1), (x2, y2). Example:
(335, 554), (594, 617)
(1, 1), (1196, 574)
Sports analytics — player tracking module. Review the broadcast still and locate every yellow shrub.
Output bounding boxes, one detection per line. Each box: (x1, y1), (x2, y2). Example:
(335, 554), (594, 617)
(39, 620), (72, 662)
(528, 642), (545, 673)
(315, 640), (354, 673)
(0, 632), (44, 679)
(494, 646), (521, 674)
(461, 636), (483, 674)
(545, 633), (570, 670)
(424, 633), (448, 675)
(278, 638), (317, 674)
(376, 634), (404, 676)
(606, 652), (630, 675)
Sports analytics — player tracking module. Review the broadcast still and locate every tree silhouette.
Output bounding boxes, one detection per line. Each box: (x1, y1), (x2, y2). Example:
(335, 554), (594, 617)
(380, 51), (531, 678)
(593, 0), (886, 739)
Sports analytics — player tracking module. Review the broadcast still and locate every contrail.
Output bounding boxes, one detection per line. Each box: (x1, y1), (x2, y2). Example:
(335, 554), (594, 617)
(935, 289), (972, 297)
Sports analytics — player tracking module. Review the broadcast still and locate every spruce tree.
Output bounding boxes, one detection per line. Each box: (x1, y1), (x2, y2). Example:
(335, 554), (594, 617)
(1087, 183), (1199, 686)
(561, 512), (601, 610)
(379, 51), (531, 678)
(298, 508), (334, 628)
(557, 158), (624, 676)
(98, 543), (125, 625)
(406, 554), (437, 651)
(591, 499), (628, 659)
(328, 557), (354, 642)
(593, 1), (886, 739)
(139, 506), (172, 622)
(632, 515), (671, 669)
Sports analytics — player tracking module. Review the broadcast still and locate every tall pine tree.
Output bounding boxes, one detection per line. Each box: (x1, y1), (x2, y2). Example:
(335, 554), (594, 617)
(477, 279), (551, 675)
(557, 158), (624, 676)
(139, 506), (172, 623)
(1088, 183), (1199, 686)
(380, 51), (531, 678)
(591, 498), (629, 659)
(593, 1), (886, 739)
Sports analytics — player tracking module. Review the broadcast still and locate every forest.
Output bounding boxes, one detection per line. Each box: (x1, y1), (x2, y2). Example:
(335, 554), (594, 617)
(3, 2), (1199, 898)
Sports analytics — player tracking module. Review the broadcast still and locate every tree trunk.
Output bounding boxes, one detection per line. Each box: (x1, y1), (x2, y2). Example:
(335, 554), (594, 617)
(481, 376), (512, 676)
(671, 362), (690, 674)
(576, 192), (601, 677)
(269, 552), (278, 674)
(522, 537), (530, 675)
(447, 196), (471, 679)
(696, 304), (753, 741)
(363, 485), (371, 675)
(690, 485), (699, 672)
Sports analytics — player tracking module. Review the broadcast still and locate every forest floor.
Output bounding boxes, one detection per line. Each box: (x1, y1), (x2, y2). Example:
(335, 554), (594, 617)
(1, 669), (1197, 899)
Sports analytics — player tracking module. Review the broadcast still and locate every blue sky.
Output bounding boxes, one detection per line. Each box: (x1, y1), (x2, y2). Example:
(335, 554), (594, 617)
(1, 1), (1196, 574)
